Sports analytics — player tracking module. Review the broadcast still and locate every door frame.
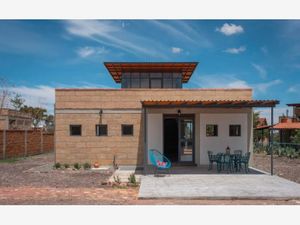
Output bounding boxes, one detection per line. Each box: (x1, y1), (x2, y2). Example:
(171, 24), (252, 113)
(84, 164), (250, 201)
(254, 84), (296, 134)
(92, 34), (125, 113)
(163, 114), (195, 165)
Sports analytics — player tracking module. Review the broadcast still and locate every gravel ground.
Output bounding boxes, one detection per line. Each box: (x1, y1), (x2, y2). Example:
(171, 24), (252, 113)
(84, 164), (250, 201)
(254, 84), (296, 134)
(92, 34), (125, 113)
(1, 152), (300, 205)
(252, 153), (300, 184)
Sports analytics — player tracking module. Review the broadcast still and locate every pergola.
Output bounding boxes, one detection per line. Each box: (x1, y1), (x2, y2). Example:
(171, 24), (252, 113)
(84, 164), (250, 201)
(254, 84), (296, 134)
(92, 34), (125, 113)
(141, 99), (280, 175)
(104, 62), (198, 83)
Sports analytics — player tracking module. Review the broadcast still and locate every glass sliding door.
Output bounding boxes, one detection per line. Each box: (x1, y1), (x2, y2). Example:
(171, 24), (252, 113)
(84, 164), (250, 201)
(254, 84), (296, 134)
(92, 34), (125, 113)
(179, 117), (194, 163)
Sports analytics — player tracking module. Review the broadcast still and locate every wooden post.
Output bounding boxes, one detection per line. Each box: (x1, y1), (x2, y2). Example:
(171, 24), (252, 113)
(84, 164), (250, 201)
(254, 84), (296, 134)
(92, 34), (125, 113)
(24, 130), (28, 157)
(40, 129), (43, 153)
(2, 130), (6, 159)
(270, 107), (274, 175)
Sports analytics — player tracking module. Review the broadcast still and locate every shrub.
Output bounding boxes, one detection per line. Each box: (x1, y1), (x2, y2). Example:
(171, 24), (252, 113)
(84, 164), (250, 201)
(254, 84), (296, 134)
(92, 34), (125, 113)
(73, 163), (81, 170)
(113, 175), (121, 184)
(54, 162), (61, 169)
(83, 162), (91, 170)
(64, 163), (70, 169)
(128, 173), (137, 185)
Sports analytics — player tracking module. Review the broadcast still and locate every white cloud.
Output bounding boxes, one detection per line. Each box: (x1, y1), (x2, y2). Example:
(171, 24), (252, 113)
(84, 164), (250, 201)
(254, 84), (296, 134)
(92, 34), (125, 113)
(255, 107), (290, 124)
(149, 20), (212, 48)
(171, 47), (182, 54)
(193, 74), (282, 96)
(9, 85), (55, 113)
(216, 23), (244, 36)
(261, 46), (268, 55)
(64, 20), (169, 59)
(254, 79), (282, 93)
(288, 84), (300, 93)
(224, 46), (246, 54)
(252, 63), (267, 79)
(76, 46), (108, 58)
(193, 74), (250, 89)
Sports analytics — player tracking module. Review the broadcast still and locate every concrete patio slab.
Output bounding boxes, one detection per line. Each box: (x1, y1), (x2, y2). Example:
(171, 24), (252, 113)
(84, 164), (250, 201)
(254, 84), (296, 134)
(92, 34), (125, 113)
(139, 174), (300, 199)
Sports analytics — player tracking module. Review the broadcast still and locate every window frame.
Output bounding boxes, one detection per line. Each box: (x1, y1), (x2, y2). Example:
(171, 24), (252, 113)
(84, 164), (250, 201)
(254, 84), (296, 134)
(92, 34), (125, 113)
(121, 124), (134, 136)
(229, 124), (241, 137)
(206, 124), (218, 137)
(95, 124), (108, 136)
(69, 124), (82, 136)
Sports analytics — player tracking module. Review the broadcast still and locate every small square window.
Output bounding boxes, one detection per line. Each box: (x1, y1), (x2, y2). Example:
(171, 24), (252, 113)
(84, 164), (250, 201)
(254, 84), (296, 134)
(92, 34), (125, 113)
(229, 125), (241, 136)
(96, 124), (108, 136)
(122, 124), (133, 136)
(70, 125), (81, 136)
(206, 124), (218, 137)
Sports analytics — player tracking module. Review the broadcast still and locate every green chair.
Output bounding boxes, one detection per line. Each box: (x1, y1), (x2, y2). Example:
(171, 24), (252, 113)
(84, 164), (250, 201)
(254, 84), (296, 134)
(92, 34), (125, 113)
(207, 151), (218, 170)
(241, 152), (251, 173)
(222, 153), (233, 173)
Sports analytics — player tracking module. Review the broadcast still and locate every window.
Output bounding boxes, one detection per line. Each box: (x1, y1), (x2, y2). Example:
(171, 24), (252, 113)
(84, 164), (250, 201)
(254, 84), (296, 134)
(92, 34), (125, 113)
(150, 79), (162, 88)
(96, 124), (107, 136)
(70, 125), (81, 136)
(121, 72), (130, 88)
(122, 124), (134, 136)
(131, 72), (140, 88)
(229, 125), (241, 136)
(206, 124), (218, 136)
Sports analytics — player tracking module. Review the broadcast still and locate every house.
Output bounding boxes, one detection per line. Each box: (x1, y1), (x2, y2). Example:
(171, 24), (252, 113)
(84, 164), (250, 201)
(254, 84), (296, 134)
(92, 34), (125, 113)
(0, 108), (32, 130)
(54, 62), (279, 169)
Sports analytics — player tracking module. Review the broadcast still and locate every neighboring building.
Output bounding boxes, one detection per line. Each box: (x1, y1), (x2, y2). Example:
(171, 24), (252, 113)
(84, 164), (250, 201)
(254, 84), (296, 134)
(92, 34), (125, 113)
(55, 62), (278, 168)
(0, 108), (32, 130)
(287, 103), (300, 121)
(272, 104), (300, 143)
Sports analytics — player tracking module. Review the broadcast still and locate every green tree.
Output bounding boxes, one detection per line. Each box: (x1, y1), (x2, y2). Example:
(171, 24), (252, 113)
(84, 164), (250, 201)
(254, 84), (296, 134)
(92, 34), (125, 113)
(10, 93), (25, 111)
(44, 114), (54, 131)
(20, 105), (47, 128)
(291, 130), (300, 144)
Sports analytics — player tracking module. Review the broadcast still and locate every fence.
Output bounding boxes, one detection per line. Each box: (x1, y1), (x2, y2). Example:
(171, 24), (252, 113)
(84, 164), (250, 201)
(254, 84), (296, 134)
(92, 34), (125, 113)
(0, 129), (54, 160)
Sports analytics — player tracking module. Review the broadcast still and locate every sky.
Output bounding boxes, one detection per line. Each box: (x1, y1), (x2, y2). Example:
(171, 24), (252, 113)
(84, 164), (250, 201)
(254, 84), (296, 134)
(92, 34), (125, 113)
(0, 20), (299, 122)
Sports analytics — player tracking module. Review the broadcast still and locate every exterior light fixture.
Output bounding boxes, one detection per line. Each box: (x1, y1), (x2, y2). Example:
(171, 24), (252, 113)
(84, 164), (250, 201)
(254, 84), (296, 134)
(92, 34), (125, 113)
(177, 109), (181, 117)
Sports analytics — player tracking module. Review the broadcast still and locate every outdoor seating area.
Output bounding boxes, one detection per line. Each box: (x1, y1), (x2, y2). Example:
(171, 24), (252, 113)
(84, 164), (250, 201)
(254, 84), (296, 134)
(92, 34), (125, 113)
(208, 151), (251, 173)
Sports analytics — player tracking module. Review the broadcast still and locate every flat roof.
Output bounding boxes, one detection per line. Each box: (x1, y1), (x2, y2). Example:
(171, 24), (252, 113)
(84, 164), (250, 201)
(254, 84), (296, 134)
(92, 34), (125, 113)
(287, 103), (300, 107)
(141, 99), (279, 108)
(104, 62), (198, 83)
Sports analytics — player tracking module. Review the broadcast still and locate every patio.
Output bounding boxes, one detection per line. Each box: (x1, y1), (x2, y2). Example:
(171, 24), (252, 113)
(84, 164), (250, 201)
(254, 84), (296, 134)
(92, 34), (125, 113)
(138, 174), (300, 199)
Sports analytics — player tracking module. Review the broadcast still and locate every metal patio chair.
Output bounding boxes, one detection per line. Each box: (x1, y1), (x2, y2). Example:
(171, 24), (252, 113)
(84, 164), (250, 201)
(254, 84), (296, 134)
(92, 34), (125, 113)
(148, 149), (171, 176)
(207, 151), (218, 170)
(241, 152), (251, 173)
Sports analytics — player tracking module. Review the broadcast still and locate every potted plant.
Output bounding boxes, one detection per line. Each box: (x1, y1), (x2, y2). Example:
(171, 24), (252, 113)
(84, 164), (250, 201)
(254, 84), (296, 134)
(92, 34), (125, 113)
(93, 161), (100, 168)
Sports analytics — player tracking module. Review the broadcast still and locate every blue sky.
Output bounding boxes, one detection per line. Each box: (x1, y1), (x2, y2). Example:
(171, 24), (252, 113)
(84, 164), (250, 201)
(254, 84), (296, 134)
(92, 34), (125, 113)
(0, 20), (299, 121)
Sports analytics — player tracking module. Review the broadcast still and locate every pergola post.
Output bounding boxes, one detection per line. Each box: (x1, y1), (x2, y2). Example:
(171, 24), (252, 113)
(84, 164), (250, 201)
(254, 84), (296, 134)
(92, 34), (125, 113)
(270, 107), (274, 175)
(143, 107), (148, 175)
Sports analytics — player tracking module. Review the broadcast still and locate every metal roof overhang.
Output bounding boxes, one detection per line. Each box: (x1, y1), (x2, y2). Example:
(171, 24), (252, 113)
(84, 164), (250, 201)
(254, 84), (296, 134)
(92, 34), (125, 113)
(104, 62), (198, 83)
(141, 100), (280, 108)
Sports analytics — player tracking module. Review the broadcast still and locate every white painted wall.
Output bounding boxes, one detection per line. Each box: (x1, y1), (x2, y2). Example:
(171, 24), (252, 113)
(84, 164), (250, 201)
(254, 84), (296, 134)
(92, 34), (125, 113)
(147, 113), (163, 164)
(199, 113), (248, 165)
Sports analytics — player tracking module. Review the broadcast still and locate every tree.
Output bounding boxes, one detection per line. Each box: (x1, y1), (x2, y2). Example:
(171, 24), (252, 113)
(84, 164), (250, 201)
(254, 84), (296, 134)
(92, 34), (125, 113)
(10, 93), (25, 111)
(20, 105), (47, 128)
(44, 114), (54, 131)
(0, 77), (12, 114)
(291, 130), (300, 144)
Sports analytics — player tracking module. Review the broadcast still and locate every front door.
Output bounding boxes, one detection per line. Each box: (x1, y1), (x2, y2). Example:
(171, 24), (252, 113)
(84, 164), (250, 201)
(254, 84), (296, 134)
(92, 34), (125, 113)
(163, 114), (194, 164)
(179, 117), (194, 163)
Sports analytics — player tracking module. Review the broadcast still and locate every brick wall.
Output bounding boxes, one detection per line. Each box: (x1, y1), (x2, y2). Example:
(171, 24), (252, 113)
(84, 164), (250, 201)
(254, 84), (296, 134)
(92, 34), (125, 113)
(0, 130), (54, 160)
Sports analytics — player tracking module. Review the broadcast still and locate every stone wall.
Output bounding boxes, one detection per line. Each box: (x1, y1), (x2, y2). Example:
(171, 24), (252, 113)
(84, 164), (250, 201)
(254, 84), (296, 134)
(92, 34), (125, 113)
(0, 130), (54, 159)
(55, 112), (144, 166)
(55, 88), (253, 166)
(55, 88), (253, 109)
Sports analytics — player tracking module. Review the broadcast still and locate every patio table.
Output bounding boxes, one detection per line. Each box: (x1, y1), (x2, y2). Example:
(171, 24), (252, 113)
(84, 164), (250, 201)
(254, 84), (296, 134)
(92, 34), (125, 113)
(215, 153), (242, 173)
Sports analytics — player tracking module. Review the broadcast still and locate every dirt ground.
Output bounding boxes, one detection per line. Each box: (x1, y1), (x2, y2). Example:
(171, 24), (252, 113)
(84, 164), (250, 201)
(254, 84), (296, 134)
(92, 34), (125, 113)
(0, 153), (300, 205)
(252, 153), (300, 184)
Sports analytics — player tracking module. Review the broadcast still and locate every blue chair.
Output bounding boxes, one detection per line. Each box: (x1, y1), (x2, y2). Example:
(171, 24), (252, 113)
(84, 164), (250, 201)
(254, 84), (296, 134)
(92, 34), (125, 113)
(148, 149), (171, 175)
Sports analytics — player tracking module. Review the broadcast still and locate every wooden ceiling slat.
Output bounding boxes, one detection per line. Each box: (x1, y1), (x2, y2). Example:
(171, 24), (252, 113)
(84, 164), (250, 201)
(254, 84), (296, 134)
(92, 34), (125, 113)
(104, 62), (198, 83)
(141, 100), (279, 108)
